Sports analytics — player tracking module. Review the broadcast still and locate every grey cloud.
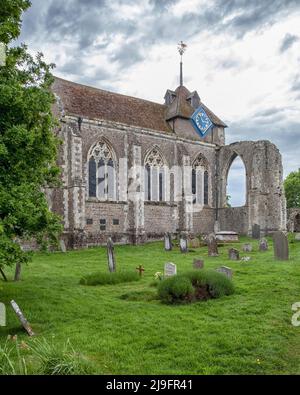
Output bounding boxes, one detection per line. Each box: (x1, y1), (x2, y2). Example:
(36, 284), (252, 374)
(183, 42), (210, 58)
(18, 0), (300, 77)
(227, 113), (300, 178)
(291, 75), (300, 92)
(280, 33), (299, 53)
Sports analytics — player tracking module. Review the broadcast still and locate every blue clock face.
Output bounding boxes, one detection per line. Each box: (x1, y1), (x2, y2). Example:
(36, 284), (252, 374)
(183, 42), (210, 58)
(191, 107), (213, 137)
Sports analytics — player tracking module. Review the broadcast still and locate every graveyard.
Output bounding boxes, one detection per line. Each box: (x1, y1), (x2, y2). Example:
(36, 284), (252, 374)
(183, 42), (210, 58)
(0, 235), (300, 375)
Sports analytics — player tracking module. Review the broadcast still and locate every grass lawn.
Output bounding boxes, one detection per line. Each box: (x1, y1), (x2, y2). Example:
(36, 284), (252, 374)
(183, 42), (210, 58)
(1, 236), (300, 375)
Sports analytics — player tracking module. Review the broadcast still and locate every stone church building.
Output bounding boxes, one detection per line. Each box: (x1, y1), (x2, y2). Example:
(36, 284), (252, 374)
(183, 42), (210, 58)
(49, 67), (286, 249)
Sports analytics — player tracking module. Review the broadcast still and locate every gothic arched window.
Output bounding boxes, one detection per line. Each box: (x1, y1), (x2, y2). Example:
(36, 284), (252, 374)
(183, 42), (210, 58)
(144, 148), (166, 202)
(88, 141), (117, 200)
(192, 155), (209, 205)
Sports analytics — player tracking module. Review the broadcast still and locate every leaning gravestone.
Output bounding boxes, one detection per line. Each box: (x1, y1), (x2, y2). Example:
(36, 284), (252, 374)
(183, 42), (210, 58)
(252, 224), (261, 239)
(60, 239), (67, 253)
(216, 266), (233, 279)
(206, 233), (219, 256)
(164, 232), (172, 251)
(295, 233), (300, 241)
(243, 243), (252, 252)
(179, 233), (188, 253)
(228, 248), (239, 260)
(193, 259), (204, 269)
(259, 238), (268, 251)
(0, 303), (5, 327)
(10, 300), (34, 336)
(273, 231), (289, 260)
(164, 262), (177, 277)
(107, 237), (116, 272)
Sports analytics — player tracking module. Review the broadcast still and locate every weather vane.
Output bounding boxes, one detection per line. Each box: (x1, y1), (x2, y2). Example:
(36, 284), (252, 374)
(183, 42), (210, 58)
(177, 41), (187, 86)
(177, 41), (187, 58)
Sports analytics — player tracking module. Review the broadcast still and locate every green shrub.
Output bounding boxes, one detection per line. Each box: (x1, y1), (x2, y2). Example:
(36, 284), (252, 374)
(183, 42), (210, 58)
(158, 270), (234, 304)
(158, 276), (194, 304)
(79, 271), (140, 286)
(185, 270), (235, 298)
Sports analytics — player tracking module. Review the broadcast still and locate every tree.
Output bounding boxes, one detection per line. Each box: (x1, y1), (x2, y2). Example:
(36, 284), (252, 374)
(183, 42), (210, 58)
(0, 0), (62, 274)
(284, 169), (300, 209)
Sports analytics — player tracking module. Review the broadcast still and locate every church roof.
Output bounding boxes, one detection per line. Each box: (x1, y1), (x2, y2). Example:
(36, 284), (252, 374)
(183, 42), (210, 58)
(52, 77), (226, 133)
(52, 77), (172, 133)
(165, 85), (227, 127)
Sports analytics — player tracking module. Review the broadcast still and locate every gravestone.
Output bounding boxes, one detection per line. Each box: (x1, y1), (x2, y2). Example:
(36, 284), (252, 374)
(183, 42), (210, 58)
(228, 248), (239, 260)
(216, 231), (239, 243)
(243, 243), (252, 252)
(252, 224), (261, 239)
(14, 263), (22, 282)
(193, 259), (204, 269)
(107, 237), (116, 272)
(206, 233), (219, 256)
(295, 233), (300, 241)
(273, 231), (289, 260)
(0, 303), (5, 327)
(259, 238), (268, 251)
(216, 266), (232, 279)
(60, 239), (67, 253)
(164, 262), (177, 277)
(164, 232), (172, 251)
(179, 234), (188, 253)
(10, 300), (34, 336)
(189, 238), (200, 248)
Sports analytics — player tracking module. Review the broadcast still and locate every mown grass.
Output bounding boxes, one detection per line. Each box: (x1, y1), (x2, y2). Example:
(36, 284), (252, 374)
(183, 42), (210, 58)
(79, 271), (140, 286)
(0, 236), (300, 375)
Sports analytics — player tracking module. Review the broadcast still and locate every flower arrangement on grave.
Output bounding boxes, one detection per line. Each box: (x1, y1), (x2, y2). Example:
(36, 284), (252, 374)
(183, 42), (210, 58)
(154, 272), (163, 281)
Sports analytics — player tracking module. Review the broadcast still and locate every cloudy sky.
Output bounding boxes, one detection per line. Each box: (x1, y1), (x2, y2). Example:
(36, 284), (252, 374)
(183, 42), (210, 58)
(17, 0), (300, 206)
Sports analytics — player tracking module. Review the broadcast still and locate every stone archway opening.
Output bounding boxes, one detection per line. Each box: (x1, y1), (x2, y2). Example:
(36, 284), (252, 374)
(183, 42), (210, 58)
(226, 155), (246, 207)
(294, 214), (300, 232)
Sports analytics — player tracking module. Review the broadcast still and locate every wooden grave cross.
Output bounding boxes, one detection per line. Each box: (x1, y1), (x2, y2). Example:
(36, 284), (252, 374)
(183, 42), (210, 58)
(136, 265), (145, 277)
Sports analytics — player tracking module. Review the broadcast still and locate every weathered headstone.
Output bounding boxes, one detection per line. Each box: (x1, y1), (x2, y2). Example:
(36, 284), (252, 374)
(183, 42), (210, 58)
(193, 259), (204, 269)
(164, 232), (172, 251)
(259, 238), (268, 251)
(273, 231), (289, 260)
(0, 303), (6, 327)
(164, 262), (177, 277)
(60, 239), (67, 253)
(189, 238), (200, 248)
(295, 233), (300, 241)
(216, 266), (233, 279)
(216, 231), (239, 243)
(206, 233), (219, 256)
(10, 300), (34, 336)
(14, 263), (22, 282)
(107, 237), (116, 272)
(179, 234), (188, 253)
(243, 243), (252, 252)
(252, 224), (261, 239)
(228, 248), (239, 260)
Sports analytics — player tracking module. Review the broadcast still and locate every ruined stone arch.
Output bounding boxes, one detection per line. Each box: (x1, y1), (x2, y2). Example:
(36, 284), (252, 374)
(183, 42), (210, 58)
(144, 146), (168, 202)
(224, 151), (247, 207)
(218, 141), (286, 236)
(87, 138), (118, 201)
